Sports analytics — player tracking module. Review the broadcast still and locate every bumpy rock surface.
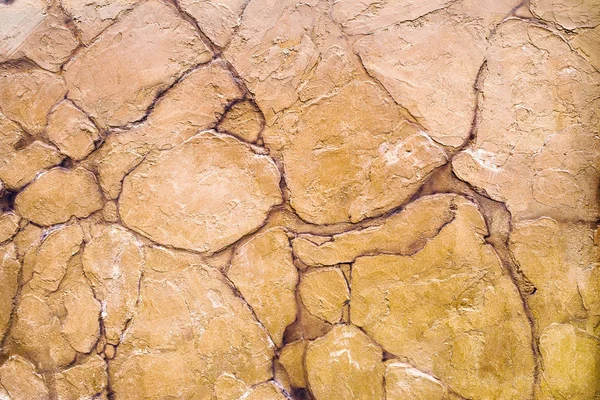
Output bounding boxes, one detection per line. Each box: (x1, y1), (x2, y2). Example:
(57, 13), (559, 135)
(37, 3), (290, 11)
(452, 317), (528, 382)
(0, 0), (598, 399)
(119, 132), (282, 253)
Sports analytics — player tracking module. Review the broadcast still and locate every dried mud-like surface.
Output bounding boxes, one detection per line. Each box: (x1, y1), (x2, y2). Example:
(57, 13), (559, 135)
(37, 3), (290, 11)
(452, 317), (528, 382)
(0, 0), (599, 399)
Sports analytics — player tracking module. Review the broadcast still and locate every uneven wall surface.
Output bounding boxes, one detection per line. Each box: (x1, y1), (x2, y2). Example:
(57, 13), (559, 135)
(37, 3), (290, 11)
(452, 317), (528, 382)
(0, 0), (599, 399)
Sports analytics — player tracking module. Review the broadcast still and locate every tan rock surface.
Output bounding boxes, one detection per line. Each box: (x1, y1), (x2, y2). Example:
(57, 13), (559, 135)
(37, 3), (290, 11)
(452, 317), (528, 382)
(353, 11), (486, 147)
(351, 197), (535, 399)
(46, 100), (100, 161)
(60, 0), (141, 44)
(64, 0), (212, 127)
(0, 140), (64, 190)
(10, 224), (101, 371)
(539, 323), (600, 399)
(299, 268), (349, 324)
(292, 194), (457, 266)
(510, 218), (599, 332)
(305, 324), (385, 400)
(385, 361), (457, 400)
(0, 0), (49, 62)
(217, 100), (264, 143)
(82, 225), (144, 345)
(228, 228), (297, 346)
(243, 381), (288, 400)
(179, 0), (247, 48)
(93, 61), (243, 199)
(0, 1), (598, 398)
(110, 259), (274, 399)
(0, 211), (20, 244)
(0, 355), (49, 399)
(15, 167), (104, 226)
(279, 340), (308, 388)
(452, 20), (600, 222)
(0, 243), (20, 343)
(0, 68), (67, 135)
(119, 131), (282, 253)
(530, 0), (600, 29)
(54, 355), (108, 400)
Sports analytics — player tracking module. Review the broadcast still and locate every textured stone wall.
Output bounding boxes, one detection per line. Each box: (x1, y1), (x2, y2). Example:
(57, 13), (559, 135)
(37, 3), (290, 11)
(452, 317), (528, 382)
(0, 0), (599, 399)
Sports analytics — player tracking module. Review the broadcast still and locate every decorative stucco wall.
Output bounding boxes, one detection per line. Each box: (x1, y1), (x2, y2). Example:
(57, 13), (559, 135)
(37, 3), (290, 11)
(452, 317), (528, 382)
(0, 0), (599, 399)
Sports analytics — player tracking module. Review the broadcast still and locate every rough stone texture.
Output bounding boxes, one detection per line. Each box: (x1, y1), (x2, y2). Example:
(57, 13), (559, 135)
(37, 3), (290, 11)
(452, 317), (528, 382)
(1, 1), (598, 399)
(179, 0), (248, 48)
(0, 355), (49, 399)
(228, 228), (297, 346)
(217, 100), (264, 143)
(64, 0), (212, 128)
(351, 197), (535, 399)
(46, 100), (100, 161)
(82, 225), (144, 345)
(0, 2), (78, 72)
(452, 20), (600, 223)
(299, 267), (349, 324)
(92, 61), (244, 200)
(110, 257), (274, 399)
(0, 243), (20, 343)
(385, 361), (459, 400)
(0, 68), (67, 135)
(119, 132), (282, 253)
(0, 141), (64, 190)
(54, 355), (108, 400)
(60, 0), (141, 44)
(305, 324), (385, 400)
(15, 167), (104, 226)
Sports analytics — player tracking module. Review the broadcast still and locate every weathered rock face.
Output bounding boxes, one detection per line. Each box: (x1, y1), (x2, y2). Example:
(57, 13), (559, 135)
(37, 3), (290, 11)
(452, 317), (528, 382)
(64, 0), (212, 128)
(351, 197), (535, 399)
(0, 0), (597, 399)
(119, 131), (282, 253)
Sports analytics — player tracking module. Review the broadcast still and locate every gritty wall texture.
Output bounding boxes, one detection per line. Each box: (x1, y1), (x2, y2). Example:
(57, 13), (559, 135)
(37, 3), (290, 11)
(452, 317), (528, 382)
(0, 0), (599, 399)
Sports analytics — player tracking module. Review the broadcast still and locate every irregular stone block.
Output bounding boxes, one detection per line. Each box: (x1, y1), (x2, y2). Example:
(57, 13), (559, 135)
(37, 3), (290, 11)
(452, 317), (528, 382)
(119, 131), (282, 253)
(64, 0), (212, 127)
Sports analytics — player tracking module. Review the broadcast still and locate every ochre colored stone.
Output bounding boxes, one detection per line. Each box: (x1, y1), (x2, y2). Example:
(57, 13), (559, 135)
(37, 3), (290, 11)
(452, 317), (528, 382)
(179, 0), (247, 48)
(0, 355), (49, 399)
(0, 0), (48, 63)
(354, 11), (486, 147)
(292, 194), (457, 266)
(54, 355), (108, 400)
(264, 81), (447, 224)
(385, 361), (456, 400)
(539, 323), (600, 399)
(82, 225), (144, 345)
(279, 340), (308, 388)
(110, 261), (274, 399)
(351, 197), (535, 399)
(511, 218), (599, 332)
(0, 243), (20, 343)
(60, 0), (141, 44)
(452, 20), (600, 223)
(0, 68), (67, 135)
(299, 267), (349, 324)
(64, 0), (212, 127)
(217, 100), (264, 143)
(228, 228), (297, 346)
(305, 324), (385, 400)
(243, 381), (288, 400)
(0, 211), (20, 244)
(0, 141), (64, 190)
(15, 167), (104, 226)
(93, 61), (243, 199)
(10, 4), (78, 72)
(46, 100), (100, 161)
(119, 131), (282, 253)
(530, 0), (600, 29)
